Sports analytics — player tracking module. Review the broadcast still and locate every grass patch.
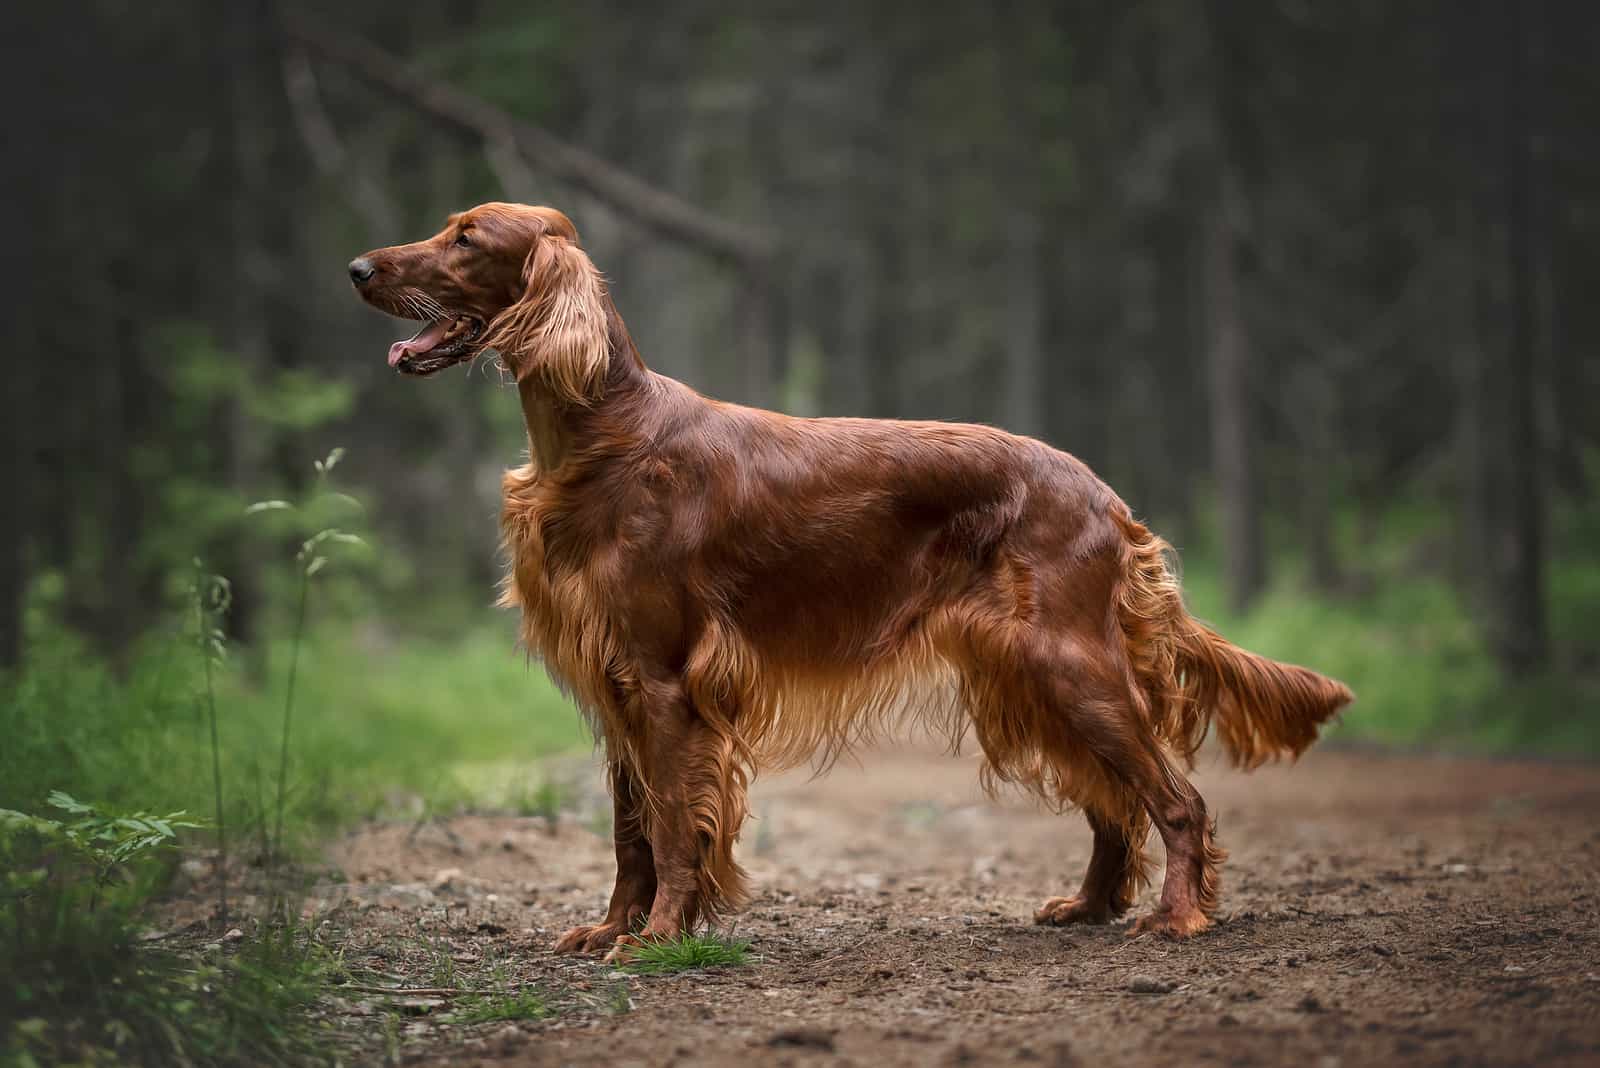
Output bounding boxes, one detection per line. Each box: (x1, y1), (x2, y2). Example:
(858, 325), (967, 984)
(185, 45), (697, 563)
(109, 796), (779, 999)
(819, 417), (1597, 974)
(510, 779), (572, 822)
(621, 932), (753, 975)
(64, 932), (337, 1066)
(452, 989), (550, 1024)
(0, 620), (590, 853)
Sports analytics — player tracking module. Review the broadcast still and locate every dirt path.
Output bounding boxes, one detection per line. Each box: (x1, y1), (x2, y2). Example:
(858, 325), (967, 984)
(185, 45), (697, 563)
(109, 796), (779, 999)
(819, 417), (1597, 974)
(315, 744), (1600, 1066)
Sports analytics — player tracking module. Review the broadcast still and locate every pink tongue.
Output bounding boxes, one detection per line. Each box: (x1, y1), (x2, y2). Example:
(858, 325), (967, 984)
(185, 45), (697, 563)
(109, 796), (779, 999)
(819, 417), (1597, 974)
(388, 320), (451, 367)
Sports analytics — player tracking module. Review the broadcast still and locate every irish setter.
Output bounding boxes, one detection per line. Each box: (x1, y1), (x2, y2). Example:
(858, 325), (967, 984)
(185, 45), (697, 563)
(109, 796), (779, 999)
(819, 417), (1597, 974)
(349, 203), (1352, 958)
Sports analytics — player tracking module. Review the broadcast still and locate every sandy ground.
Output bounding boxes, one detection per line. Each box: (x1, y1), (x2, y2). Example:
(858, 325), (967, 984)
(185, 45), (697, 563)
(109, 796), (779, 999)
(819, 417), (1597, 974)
(286, 742), (1600, 1067)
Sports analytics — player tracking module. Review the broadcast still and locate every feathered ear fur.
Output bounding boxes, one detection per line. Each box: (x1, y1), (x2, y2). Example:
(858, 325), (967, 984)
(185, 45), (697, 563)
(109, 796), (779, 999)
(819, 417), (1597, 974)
(481, 235), (609, 405)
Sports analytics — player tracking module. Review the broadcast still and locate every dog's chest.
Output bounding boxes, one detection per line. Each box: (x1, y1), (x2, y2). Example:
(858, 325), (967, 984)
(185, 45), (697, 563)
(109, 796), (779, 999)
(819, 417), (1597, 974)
(497, 466), (632, 706)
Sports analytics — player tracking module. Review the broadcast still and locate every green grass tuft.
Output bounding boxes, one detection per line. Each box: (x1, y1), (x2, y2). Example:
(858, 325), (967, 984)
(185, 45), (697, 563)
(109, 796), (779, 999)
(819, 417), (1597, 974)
(621, 932), (753, 975)
(452, 989), (550, 1025)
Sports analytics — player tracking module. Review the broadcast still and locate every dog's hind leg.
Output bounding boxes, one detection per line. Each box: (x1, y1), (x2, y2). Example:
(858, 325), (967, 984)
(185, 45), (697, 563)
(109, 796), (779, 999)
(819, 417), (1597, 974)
(1020, 640), (1222, 938)
(553, 761), (656, 954)
(1077, 714), (1223, 938)
(1122, 742), (1225, 938)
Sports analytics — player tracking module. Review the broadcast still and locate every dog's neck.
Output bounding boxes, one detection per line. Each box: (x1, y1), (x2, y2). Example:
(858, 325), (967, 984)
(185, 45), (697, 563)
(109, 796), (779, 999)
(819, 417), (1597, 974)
(517, 379), (572, 471)
(515, 302), (650, 474)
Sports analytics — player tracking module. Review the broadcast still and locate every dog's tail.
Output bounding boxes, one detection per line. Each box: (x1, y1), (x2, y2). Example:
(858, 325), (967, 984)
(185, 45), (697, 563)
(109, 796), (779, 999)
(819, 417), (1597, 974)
(1113, 511), (1353, 768)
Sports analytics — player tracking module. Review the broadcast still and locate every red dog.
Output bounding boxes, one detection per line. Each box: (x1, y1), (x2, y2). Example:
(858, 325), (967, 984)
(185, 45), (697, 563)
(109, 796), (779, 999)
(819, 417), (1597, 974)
(350, 204), (1352, 958)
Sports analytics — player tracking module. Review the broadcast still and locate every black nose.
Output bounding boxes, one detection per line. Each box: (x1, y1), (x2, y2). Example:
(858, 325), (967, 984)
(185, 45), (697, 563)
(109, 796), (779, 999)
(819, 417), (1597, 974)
(348, 257), (376, 284)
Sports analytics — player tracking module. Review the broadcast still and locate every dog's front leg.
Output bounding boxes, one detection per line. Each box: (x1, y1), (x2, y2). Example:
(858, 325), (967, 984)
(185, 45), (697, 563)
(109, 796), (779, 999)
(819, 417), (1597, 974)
(552, 761), (656, 954)
(603, 685), (746, 962)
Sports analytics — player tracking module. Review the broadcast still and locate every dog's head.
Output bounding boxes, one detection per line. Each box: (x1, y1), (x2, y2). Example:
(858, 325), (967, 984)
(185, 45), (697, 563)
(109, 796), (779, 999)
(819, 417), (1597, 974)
(349, 203), (609, 402)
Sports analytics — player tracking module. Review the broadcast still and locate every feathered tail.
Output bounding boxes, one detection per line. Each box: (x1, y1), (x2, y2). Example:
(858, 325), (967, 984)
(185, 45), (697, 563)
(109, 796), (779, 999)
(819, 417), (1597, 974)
(1114, 511), (1354, 769)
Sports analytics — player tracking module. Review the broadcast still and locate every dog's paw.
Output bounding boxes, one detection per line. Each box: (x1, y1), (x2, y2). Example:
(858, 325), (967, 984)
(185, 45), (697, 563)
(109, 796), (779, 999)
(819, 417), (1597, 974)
(1034, 895), (1117, 926)
(1126, 907), (1211, 939)
(601, 933), (645, 964)
(600, 919), (687, 963)
(553, 922), (627, 955)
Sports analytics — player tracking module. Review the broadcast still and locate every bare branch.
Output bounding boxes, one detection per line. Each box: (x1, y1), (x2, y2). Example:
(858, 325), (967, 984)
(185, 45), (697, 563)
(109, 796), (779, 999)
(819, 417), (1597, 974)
(483, 136), (542, 204)
(278, 10), (776, 266)
(280, 46), (399, 238)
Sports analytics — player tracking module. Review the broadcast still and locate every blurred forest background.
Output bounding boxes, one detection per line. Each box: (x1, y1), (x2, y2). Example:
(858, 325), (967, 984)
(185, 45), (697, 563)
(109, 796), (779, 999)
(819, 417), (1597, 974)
(2, 0), (1598, 762)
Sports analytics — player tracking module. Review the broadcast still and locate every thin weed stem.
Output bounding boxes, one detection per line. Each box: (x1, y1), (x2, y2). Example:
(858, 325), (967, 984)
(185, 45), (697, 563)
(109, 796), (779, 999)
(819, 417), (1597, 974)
(196, 579), (228, 928)
(273, 569), (310, 872)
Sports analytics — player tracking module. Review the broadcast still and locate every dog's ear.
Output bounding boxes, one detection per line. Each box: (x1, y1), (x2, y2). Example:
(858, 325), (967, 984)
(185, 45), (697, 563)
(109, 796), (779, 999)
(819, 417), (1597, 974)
(481, 234), (609, 405)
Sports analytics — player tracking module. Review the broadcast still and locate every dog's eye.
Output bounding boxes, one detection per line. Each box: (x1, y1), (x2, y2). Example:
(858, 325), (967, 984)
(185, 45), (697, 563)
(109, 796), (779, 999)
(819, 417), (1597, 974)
(455, 232), (473, 248)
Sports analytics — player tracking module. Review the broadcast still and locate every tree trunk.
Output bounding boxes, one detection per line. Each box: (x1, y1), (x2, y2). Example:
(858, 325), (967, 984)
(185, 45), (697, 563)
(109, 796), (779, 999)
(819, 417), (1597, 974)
(818, 244), (874, 417)
(1526, 3), (1581, 498)
(1494, 0), (1547, 674)
(739, 266), (781, 411)
(220, 0), (273, 647)
(100, 260), (149, 657)
(1202, 183), (1264, 612)
(1201, 2), (1265, 613)
(1290, 365), (1341, 592)
(867, 218), (906, 419)
(1003, 207), (1045, 439)
(0, 320), (21, 668)
(1160, 217), (1200, 547)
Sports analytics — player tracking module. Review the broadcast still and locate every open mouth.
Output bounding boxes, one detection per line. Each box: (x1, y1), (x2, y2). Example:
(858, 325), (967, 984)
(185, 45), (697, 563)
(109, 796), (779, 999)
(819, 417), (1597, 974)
(386, 315), (483, 376)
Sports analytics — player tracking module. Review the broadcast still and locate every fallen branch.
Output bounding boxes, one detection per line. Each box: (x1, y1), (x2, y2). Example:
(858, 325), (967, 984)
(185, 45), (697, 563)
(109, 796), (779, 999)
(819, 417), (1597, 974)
(338, 983), (469, 998)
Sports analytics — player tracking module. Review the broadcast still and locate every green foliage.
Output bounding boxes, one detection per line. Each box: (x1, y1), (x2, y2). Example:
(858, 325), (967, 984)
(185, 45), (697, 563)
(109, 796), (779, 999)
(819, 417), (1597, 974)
(244, 370), (356, 433)
(227, 624), (590, 835)
(0, 437), (587, 1064)
(452, 989), (549, 1024)
(248, 449), (370, 869)
(127, 324), (363, 620)
(443, 9), (568, 117)
(0, 794), (196, 984)
(510, 778), (572, 822)
(190, 560), (234, 923)
(2, 910), (339, 1067)
(0, 792), (336, 1066)
(0, 618), (589, 857)
(1179, 497), (1600, 756)
(0, 792), (199, 913)
(621, 932), (753, 975)
(180, 925), (343, 1065)
(1186, 566), (1490, 743)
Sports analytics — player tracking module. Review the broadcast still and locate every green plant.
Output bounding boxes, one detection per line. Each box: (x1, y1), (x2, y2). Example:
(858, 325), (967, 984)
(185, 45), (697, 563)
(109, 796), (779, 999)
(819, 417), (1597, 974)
(0, 621), (589, 850)
(606, 981), (633, 1014)
(381, 1011), (402, 1064)
(0, 793), (200, 947)
(190, 561), (232, 925)
(2, 917), (339, 1066)
(0, 792), (200, 916)
(246, 447), (366, 870)
(425, 939), (459, 989)
(0, 796), (340, 1066)
(621, 931), (753, 975)
(514, 778), (571, 822)
(175, 921), (340, 1064)
(452, 989), (549, 1024)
